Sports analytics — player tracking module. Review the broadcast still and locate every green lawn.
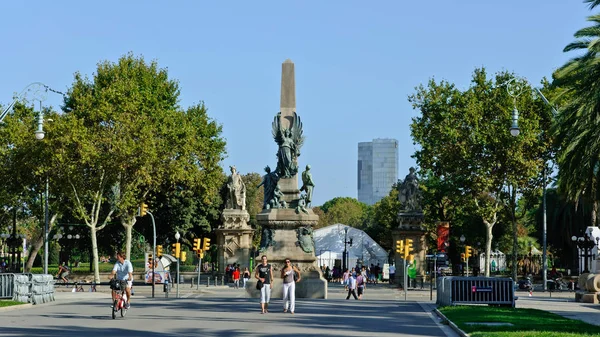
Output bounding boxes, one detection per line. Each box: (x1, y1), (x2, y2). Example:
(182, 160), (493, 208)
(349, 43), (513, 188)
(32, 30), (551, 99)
(440, 306), (600, 337)
(0, 300), (25, 307)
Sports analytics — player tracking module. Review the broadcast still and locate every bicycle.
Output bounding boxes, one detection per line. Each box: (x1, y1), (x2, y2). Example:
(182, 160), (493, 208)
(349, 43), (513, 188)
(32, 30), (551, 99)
(110, 280), (128, 319)
(54, 275), (69, 288)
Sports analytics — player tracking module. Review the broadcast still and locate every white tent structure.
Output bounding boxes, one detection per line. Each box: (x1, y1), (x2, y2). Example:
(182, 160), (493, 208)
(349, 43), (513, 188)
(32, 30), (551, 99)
(314, 224), (389, 269)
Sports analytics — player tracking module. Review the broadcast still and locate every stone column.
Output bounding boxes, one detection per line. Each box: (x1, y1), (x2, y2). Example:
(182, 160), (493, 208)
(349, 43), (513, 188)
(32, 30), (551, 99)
(215, 209), (254, 275)
(393, 212), (427, 287)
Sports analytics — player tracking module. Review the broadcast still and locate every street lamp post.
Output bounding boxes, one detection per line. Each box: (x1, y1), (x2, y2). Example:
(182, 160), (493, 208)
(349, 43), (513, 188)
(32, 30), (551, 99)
(507, 78), (557, 291)
(175, 231), (181, 299)
(572, 233), (599, 274)
(342, 227), (353, 271)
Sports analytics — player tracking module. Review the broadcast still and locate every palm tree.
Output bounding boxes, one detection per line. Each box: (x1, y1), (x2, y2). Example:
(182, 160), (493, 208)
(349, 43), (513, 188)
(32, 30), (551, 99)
(553, 11), (600, 226)
(586, 0), (600, 9)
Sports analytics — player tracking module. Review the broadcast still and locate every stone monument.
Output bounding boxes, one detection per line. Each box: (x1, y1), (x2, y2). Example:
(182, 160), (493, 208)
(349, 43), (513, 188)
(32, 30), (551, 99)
(246, 59), (326, 299)
(393, 167), (428, 286)
(216, 166), (253, 273)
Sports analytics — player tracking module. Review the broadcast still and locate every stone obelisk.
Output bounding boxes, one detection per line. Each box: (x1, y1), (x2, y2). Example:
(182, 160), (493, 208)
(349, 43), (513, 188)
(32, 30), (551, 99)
(247, 59), (327, 299)
(278, 59), (300, 203)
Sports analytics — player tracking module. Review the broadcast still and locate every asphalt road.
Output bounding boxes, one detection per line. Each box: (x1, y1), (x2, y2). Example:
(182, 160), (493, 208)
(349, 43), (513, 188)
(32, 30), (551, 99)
(0, 283), (458, 337)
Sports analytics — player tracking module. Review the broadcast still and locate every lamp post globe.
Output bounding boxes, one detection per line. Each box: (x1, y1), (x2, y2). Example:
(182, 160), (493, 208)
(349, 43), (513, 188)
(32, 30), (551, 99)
(175, 231), (181, 241)
(460, 235), (465, 243)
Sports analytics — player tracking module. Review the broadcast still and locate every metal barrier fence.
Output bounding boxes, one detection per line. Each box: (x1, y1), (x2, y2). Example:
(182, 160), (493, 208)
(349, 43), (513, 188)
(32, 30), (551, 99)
(0, 273), (56, 304)
(437, 276), (515, 307)
(0, 274), (15, 299)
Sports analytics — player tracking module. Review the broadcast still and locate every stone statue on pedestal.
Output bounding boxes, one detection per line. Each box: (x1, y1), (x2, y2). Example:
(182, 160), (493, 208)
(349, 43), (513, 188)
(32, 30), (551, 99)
(226, 166), (246, 210)
(257, 166), (279, 209)
(398, 167), (422, 212)
(300, 164), (315, 207)
(272, 112), (304, 178)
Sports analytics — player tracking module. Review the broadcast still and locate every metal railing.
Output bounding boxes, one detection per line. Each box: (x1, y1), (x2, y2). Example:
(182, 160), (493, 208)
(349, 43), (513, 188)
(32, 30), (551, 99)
(437, 276), (515, 307)
(0, 274), (15, 299)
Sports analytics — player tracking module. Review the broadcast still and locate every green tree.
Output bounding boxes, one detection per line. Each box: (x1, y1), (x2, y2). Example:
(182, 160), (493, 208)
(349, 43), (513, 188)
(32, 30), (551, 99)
(58, 53), (226, 281)
(409, 68), (551, 277)
(0, 102), (68, 271)
(364, 188), (400, 251)
(318, 197), (369, 229)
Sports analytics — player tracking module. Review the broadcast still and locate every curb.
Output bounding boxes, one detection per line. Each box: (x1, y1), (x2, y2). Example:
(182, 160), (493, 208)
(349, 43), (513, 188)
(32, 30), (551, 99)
(433, 308), (469, 337)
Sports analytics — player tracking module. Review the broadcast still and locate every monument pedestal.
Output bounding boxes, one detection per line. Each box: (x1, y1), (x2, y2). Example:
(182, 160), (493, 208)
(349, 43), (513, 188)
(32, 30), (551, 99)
(215, 209), (254, 273)
(393, 212), (427, 286)
(246, 208), (327, 299)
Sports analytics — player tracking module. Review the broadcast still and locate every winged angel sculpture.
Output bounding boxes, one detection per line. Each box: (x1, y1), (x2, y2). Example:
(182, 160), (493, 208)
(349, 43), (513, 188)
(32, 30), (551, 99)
(272, 112), (304, 178)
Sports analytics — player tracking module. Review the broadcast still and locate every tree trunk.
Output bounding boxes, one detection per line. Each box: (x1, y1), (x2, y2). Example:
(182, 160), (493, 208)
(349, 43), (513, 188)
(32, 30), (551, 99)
(24, 213), (58, 273)
(593, 200), (598, 227)
(91, 226), (100, 283)
(122, 216), (136, 261)
(24, 234), (43, 273)
(483, 219), (494, 277)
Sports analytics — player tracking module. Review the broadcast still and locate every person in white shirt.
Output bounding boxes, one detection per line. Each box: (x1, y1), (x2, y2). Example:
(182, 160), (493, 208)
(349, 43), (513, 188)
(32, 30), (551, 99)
(346, 272), (358, 300)
(389, 264), (396, 284)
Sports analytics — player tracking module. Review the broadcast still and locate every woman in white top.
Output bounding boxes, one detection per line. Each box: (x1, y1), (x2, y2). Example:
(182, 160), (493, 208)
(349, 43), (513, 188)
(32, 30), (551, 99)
(281, 258), (301, 314)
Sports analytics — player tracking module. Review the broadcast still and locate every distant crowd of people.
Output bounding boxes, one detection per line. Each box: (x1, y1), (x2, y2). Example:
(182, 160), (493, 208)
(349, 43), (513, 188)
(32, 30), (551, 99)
(320, 263), (384, 285)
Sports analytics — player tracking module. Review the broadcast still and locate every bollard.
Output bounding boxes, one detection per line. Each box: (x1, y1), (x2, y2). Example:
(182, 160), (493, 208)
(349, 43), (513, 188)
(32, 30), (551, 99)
(214, 276), (217, 286)
(164, 280), (170, 298)
(207, 277), (210, 287)
(221, 275), (224, 286)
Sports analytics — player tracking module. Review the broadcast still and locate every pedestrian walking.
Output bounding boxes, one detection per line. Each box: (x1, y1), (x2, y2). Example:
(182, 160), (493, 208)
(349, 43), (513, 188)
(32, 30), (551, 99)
(356, 272), (366, 300)
(346, 272), (358, 300)
(281, 258), (301, 314)
(242, 267), (250, 288)
(233, 267), (240, 289)
(255, 255), (274, 314)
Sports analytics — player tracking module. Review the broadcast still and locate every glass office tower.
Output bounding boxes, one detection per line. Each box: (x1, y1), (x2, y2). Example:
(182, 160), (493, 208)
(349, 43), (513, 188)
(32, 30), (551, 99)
(357, 139), (398, 205)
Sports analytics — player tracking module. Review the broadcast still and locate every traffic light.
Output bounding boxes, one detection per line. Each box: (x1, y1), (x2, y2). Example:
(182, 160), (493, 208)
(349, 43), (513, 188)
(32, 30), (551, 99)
(407, 254), (414, 264)
(172, 242), (181, 259)
(180, 251), (187, 262)
(148, 254), (153, 265)
(197, 250), (204, 259)
(193, 238), (201, 251)
(404, 238), (414, 260)
(461, 253), (466, 262)
(139, 202), (148, 217)
(395, 240), (404, 254)
(157, 245), (163, 257)
(465, 245), (473, 259)
(202, 237), (211, 251)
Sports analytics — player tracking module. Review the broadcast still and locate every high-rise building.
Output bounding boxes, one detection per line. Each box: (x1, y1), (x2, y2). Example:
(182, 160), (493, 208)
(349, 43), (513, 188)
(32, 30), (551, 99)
(357, 138), (398, 205)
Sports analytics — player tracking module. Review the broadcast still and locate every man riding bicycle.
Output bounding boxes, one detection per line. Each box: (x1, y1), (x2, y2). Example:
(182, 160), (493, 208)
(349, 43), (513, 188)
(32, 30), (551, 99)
(56, 262), (70, 283)
(109, 251), (133, 309)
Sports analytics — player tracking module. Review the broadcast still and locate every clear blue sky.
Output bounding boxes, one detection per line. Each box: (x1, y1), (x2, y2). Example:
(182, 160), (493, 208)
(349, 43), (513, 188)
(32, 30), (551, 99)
(0, 1), (591, 206)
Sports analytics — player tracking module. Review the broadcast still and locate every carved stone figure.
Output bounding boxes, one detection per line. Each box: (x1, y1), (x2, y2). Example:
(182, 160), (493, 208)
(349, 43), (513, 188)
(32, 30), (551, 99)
(300, 164), (314, 207)
(272, 112), (304, 178)
(259, 227), (276, 252)
(226, 166), (246, 210)
(257, 166), (279, 209)
(296, 226), (314, 253)
(295, 194), (309, 214)
(398, 167), (422, 212)
(269, 184), (287, 209)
